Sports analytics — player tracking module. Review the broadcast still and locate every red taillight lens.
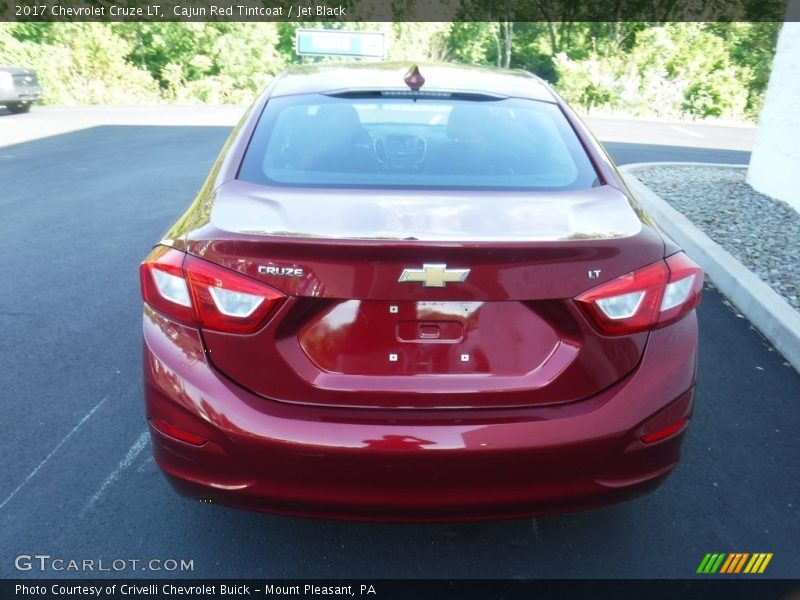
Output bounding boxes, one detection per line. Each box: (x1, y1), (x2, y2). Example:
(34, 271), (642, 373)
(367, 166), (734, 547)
(659, 252), (704, 327)
(183, 255), (285, 334)
(140, 247), (195, 325)
(140, 247), (286, 333)
(576, 252), (702, 335)
(576, 261), (669, 334)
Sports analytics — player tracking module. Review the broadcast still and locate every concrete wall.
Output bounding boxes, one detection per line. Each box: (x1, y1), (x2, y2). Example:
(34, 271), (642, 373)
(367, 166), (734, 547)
(747, 13), (800, 213)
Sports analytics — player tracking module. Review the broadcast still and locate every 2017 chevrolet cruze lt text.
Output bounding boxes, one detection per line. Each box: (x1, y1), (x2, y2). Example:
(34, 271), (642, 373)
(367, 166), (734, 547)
(140, 63), (702, 521)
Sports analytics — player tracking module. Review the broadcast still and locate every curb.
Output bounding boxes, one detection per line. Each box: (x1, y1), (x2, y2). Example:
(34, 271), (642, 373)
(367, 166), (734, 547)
(619, 162), (800, 374)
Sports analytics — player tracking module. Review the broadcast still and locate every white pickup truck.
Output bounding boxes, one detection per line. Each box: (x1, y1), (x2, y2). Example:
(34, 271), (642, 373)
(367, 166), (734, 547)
(0, 66), (42, 113)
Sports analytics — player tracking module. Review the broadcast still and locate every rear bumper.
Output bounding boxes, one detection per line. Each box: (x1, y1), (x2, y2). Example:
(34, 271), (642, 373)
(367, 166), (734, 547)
(143, 306), (698, 521)
(0, 86), (41, 104)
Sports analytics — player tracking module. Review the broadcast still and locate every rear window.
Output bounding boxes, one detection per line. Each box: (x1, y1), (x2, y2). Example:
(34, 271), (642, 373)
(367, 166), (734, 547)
(238, 94), (600, 191)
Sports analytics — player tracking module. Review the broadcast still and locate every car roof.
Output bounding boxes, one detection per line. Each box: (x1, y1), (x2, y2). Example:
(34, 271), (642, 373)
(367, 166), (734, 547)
(0, 66), (34, 75)
(269, 62), (557, 102)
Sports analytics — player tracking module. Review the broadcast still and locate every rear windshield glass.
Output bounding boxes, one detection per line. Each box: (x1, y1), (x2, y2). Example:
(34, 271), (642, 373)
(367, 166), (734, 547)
(238, 94), (600, 191)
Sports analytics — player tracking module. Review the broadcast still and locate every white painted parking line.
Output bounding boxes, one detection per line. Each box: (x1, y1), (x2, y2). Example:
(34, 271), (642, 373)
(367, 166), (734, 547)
(0, 396), (108, 510)
(136, 455), (155, 473)
(81, 430), (150, 516)
(670, 125), (705, 138)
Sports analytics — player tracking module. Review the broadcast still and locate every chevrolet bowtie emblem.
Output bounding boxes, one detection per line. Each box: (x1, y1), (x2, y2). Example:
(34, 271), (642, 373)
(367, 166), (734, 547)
(398, 264), (470, 288)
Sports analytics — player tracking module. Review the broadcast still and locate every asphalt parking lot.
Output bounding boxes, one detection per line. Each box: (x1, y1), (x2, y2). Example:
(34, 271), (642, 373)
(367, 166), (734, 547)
(1, 107), (798, 579)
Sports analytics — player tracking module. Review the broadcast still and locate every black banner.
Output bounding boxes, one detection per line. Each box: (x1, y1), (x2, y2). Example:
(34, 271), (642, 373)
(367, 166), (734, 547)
(3, 580), (800, 600)
(1, 0), (798, 23)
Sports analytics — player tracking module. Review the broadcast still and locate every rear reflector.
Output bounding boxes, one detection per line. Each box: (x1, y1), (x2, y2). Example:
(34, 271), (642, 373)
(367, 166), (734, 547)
(140, 246), (286, 334)
(575, 252), (703, 335)
(641, 418), (688, 444)
(150, 418), (207, 446)
(637, 388), (694, 444)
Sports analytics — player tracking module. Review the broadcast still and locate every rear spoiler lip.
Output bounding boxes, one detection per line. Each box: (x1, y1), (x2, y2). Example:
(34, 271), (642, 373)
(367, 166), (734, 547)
(322, 88), (513, 102)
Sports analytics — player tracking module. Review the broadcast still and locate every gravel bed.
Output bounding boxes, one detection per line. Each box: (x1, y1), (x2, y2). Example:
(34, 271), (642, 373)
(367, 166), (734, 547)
(634, 165), (800, 311)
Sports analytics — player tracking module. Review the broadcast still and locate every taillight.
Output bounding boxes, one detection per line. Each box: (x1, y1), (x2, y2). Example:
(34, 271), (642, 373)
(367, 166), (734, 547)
(140, 246), (285, 333)
(140, 247), (195, 325)
(658, 252), (703, 327)
(576, 252), (702, 335)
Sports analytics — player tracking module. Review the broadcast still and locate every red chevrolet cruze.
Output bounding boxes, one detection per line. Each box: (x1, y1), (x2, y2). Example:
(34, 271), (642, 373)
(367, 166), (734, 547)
(140, 63), (702, 521)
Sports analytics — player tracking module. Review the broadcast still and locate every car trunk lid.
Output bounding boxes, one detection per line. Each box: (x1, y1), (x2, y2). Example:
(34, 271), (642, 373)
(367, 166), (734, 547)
(183, 181), (663, 409)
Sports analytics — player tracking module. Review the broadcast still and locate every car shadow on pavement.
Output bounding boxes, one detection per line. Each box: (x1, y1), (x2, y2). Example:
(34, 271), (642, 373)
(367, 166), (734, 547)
(167, 491), (651, 578)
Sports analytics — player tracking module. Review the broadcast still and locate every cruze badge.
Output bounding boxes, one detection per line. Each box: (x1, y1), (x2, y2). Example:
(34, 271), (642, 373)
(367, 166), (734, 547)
(398, 264), (470, 288)
(258, 265), (303, 277)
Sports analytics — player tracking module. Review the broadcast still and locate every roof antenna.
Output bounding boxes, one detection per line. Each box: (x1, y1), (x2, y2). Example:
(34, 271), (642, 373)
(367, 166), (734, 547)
(404, 65), (425, 91)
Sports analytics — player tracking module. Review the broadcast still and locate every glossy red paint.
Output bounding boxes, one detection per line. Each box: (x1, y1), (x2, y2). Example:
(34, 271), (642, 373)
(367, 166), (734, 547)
(141, 63), (701, 520)
(204, 295), (647, 409)
(143, 305), (697, 520)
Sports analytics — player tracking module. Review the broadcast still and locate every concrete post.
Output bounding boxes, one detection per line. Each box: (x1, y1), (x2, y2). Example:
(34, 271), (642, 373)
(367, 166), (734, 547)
(747, 3), (800, 212)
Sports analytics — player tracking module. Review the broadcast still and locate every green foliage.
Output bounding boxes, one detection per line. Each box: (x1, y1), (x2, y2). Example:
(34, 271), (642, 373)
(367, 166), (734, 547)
(706, 21), (781, 114)
(551, 23), (775, 121)
(1, 23), (159, 104)
(112, 23), (286, 102)
(388, 23), (450, 62)
(0, 20), (781, 122)
(445, 23), (497, 66)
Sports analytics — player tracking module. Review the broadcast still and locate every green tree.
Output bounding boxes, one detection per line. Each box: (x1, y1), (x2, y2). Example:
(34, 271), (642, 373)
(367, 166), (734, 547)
(1, 23), (159, 104)
(0, 20), (781, 120)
